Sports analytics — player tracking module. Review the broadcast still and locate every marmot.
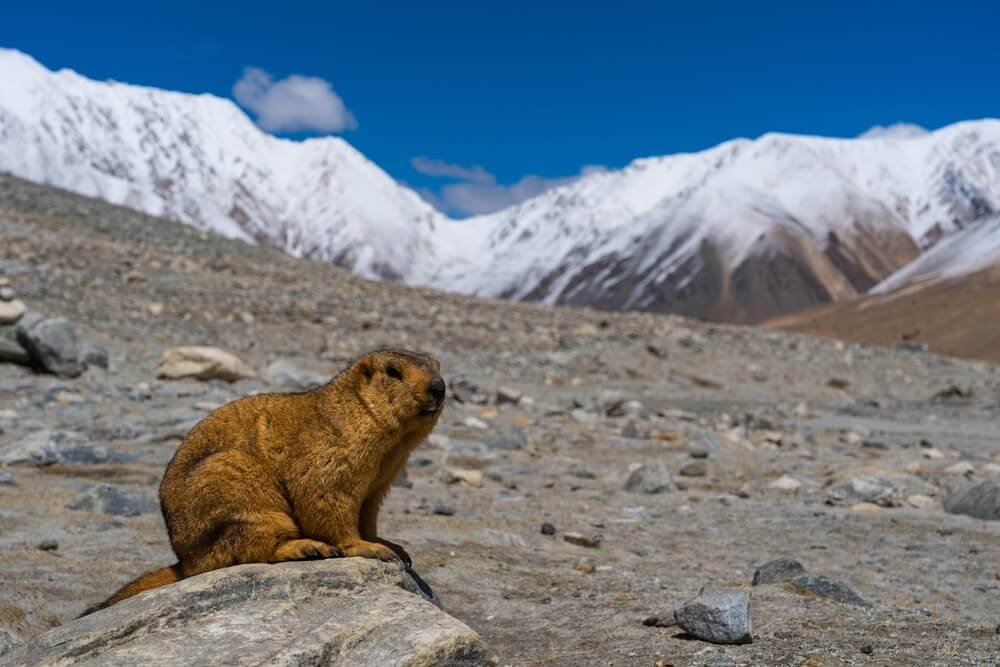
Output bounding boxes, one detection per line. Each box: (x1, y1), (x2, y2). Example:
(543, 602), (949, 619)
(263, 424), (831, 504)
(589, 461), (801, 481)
(85, 348), (445, 613)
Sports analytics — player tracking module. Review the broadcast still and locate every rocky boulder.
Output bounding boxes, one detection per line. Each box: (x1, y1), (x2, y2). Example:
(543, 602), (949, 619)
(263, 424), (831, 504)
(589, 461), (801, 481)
(158, 346), (253, 382)
(944, 479), (1000, 521)
(11, 558), (490, 666)
(15, 313), (83, 377)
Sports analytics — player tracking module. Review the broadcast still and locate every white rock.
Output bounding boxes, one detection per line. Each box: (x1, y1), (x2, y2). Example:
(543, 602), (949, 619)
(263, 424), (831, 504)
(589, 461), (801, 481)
(0, 299), (26, 325)
(158, 346), (253, 382)
(769, 474), (802, 492)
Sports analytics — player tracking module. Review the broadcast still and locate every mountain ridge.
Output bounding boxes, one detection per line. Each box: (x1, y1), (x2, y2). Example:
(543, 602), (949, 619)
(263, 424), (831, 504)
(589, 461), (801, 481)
(2, 47), (999, 322)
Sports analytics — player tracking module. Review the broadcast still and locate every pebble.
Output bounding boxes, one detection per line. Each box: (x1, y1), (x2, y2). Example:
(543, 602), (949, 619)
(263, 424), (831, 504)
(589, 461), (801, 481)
(37, 540), (58, 551)
(65, 484), (159, 517)
(0, 299), (26, 325)
(158, 346), (253, 382)
(788, 575), (873, 607)
(563, 532), (601, 548)
(574, 562), (595, 574)
(0, 470), (16, 486)
(0, 285), (15, 301)
(80, 342), (110, 369)
(944, 461), (975, 476)
(752, 559), (805, 585)
(943, 479), (1000, 521)
(495, 386), (522, 405)
(769, 475), (802, 492)
(16, 314), (83, 377)
(679, 461), (707, 478)
(540, 522), (556, 536)
(623, 462), (675, 494)
(673, 589), (752, 644)
(849, 502), (882, 513)
(642, 615), (677, 628)
(906, 494), (937, 509)
(431, 501), (456, 516)
(462, 416), (489, 430)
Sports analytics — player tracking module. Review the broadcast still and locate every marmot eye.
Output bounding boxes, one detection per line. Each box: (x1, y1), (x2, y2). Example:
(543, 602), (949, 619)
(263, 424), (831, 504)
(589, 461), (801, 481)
(386, 364), (403, 380)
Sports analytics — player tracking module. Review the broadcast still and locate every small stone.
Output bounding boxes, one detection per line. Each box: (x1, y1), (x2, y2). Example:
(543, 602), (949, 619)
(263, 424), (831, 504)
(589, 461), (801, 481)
(431, 501), (456, 516)
(642, 615), (678, 628)
(130, 382), (153, 401)
(148, 302), (164, 316)
(569, 408), (598, 424)
(574, 562), (595, 574)
(828, 476), (902, 507)
(158, 346), (253, 382)
(239, 311), (255, 325)
(65, 484), (159, 517)
(923, 448), (948, 460)
(679, 461), (707, 478)
(495, 386), (522, 405)
(563, 532), (601, 548)
(850, 502), (882, 513)
(0, 337), (31, 366)
(906, 494), (937, 509)
(16, 314), (83, 377)
(788, 575), (873, 607)
(80, 342), (110, 369)
(752, 559), (805, 585)
(0, 429), (133, 466)
(0, 299), (26, 325)
(769, 475), (802, 492)
(943, 479), (1000, 521)
(443, 468), (483, 487)
(540, 522), (556, 536)
(826, 377), (851, 391)
(673, 589), (752, 645)
(860, 644), (874, 655)
(623, 462), (675, 494)
(943, 461), (975, 476)
(462, 416), (489, 430)
(37, 539), (58, 551)
(0, 285), (15, 301)
(689, 449), (709, 459)
(0, 470), (16, 485)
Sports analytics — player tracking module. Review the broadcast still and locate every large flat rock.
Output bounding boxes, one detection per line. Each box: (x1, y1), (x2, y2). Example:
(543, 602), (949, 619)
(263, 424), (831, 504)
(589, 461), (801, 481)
(10, 558), (489, 666)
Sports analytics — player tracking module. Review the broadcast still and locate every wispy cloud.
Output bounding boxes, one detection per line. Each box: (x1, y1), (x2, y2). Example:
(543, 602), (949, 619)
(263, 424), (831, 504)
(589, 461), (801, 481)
(411, 157), (495, 185)
(414, 158), (607, 217)
(233, 67), (357, 133)
(858, 122), (928, 140)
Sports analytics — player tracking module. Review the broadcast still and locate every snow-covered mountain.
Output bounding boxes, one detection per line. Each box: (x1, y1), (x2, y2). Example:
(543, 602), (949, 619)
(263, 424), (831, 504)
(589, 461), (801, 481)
(0, 48), (452, 281)
(2, 47), (999, 322)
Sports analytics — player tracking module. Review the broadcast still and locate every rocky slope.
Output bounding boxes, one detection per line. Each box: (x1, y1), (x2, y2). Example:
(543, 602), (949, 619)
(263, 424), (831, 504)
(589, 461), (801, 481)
(1, 175), (999, 665)
(3, 48), (1000, 324)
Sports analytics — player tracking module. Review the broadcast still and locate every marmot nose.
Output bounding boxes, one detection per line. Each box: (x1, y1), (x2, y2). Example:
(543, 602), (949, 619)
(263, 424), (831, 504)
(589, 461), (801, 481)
(428, 375), (446, 401)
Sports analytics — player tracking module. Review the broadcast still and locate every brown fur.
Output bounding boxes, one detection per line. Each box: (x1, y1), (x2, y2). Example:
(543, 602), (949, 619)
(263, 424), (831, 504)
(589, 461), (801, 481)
(85, 349), (444, 613)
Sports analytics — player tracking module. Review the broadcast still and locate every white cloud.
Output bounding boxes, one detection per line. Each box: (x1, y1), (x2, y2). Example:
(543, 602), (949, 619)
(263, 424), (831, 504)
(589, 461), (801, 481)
(411, 157), (495, 184)
(858, 122), (929, 140)
(233, 67), (357, 133)
(414, 158), (607, 217)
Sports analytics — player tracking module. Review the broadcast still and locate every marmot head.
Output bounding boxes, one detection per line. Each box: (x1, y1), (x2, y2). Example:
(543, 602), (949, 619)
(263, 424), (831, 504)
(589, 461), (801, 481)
(353, 349), (445, 432)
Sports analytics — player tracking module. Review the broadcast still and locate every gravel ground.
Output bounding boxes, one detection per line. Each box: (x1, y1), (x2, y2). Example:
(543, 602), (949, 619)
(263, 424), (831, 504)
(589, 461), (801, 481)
(1, 174), (998, 666)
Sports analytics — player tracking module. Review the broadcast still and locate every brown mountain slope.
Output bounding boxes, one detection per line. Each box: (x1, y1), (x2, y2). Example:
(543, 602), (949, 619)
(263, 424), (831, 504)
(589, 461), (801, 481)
(767, 266), (1000, 362)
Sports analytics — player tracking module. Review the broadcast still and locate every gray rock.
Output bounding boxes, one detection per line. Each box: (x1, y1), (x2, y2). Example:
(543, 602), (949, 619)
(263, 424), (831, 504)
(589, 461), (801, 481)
(0, 285), (15, 301)
(943, 479), (1000, 521)
(624, 462), (676, 494)
(0, 629), (19, 657)
(0, 429), (134, 466)
(66, 484), (160, 517)
(80, 342), (110, 369)
(827, 475), (917, 507)
(788, 575), (873, 607)
(673, 589), (752, 644)
(263, 359), (327, 391)
(15, 314), (83, 377)
(484, 427), (526, 451)
(12, 559), (489, 666)
(0, 469), (15, 485)
(0, 336), (30, 366)
(0, 298), (26, 324)
(450, 376), (488, 405)
(752, 559), (805, 585)
(496, 385), (522, 405)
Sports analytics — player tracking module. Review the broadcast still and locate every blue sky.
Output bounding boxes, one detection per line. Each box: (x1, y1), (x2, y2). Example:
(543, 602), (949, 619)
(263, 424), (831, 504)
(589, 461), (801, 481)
(3, 1), (998, 216)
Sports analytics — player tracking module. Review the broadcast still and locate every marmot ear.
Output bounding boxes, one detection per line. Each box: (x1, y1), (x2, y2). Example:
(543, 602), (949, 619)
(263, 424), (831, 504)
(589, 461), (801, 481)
(357, 359), (375, 383)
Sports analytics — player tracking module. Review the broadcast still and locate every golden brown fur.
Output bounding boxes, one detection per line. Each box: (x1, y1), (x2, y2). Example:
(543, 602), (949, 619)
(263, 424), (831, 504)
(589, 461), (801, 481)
(85, 349), (444, 613)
